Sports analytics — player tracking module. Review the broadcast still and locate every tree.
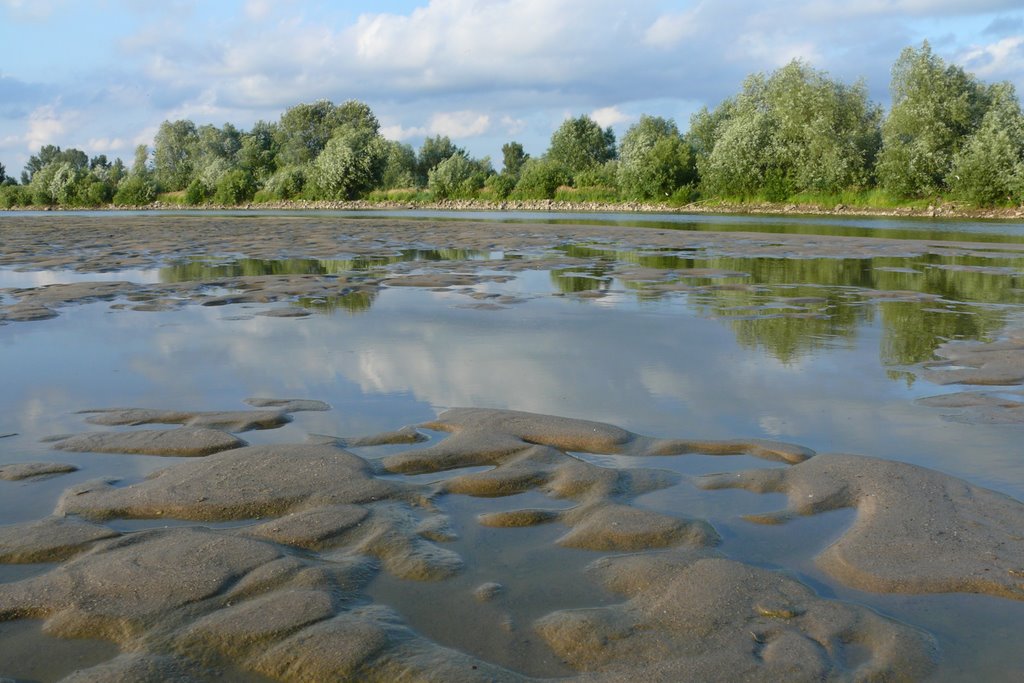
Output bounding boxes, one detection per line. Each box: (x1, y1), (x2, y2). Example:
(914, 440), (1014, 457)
(238, 120), (279, 182)
(617, 116), (695, 200)
(501, 141), (528, 177)
(22, 145), (88, 183)
(547, 115), (616, 180)
(213, 169), (256, 205)
(428, 154), (491, 199)
(311, 125), (388, 200)
(113, 145), (157, 205)
(416, 135), (465, 186)
(380, 141), (417, 190)
(511, 158), (571, 199)
(153, 120), (199, 191)
(697, 60), (881, 199)
(948, 83), (1024, 206)
(876, 42), (990, 198)
(276, 99), (379, 167)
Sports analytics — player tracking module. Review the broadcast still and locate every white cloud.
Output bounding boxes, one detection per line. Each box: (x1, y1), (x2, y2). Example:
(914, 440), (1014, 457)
(428, 111), (491, 138)
(500, 116), (526, 135)
(590, 106), (634, 128)
(380, 123), (425, 141)
(644, 8), (700, 48)
(25, 103), (76, 151)
(86, 137), (127, 154)
(959, 35), (1024, 79)
(382, 110), (492, 142)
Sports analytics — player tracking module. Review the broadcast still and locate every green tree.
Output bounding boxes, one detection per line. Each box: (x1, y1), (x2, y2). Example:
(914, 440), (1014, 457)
(22, 145), (88, 184)
(113, 145), (157, 205)
(876, 42), (991, 198)
(238, 120), (279, 182)
(153, 120), (199, 191)
(501, 141), (528, 177)
(947, 83), (1024, 206)
(511, 157), (571, 199)
(311, 125), (388, 200)
(416, 135), (465, 186)
(547, 115), (616, 179)
(698, 60), (881, 199)
(276, 99), (379, 167)
(428, 154), (491, 199)
(618, 116), (695, 200)
(380, 140), (417, 190)
(213, 169), (256, 205)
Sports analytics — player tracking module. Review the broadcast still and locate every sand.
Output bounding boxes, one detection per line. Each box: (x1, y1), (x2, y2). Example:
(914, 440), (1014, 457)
(2, 402), (1020, 678)
(3, 214), (1024, 679)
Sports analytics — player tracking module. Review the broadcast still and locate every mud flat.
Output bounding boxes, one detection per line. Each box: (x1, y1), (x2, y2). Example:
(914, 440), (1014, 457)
(0, 403), (1022, 680)
(3, 213), (1024, 679)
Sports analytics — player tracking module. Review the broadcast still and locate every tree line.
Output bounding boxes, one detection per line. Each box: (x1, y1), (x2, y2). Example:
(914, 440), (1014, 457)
(2, 42), (1023, 210)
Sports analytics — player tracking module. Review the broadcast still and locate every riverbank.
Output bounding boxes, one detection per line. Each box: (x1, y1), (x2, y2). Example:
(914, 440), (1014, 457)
(5, 197), (1024, 221)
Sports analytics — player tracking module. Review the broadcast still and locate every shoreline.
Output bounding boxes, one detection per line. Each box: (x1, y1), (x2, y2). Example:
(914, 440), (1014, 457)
(4, 197), (1024, 221)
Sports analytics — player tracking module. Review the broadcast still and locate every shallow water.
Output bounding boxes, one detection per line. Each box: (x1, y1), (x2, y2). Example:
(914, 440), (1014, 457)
(1, 212), (1023, 680)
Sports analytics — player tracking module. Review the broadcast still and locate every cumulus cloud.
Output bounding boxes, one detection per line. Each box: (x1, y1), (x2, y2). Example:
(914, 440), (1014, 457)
(1, 0), (1023, 170)
(382, 110), (491, 141)
(959, 35), (1024, 79)
(24, 103), (76, 151)
(590, 106), (633, 128)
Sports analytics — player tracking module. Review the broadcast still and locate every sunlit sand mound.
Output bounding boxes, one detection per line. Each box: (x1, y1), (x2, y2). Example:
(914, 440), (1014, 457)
(699, 452), (1024, 599)
(2, 404), (1023, 680)
(537, 551), (937, 681)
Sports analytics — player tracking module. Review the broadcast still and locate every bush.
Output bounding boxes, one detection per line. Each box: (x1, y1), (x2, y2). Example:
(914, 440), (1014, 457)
(213, 169), (256, 205)
(262, 166), (308, 200)
(185, 179), (208, 205)
(484, 173), (517, 199)
(427, 154), (488, 199)
(0, 184), (31, 208)
(574, 160), (618, 189)
(947, 84), (1024, 206)
(112, 175), (157, 206)
(511, 158), (571, 199)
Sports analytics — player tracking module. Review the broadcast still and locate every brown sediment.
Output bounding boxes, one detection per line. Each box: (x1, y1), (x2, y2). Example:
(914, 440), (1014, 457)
(55, 443), (408, 521)
(244, 397), (330, 411)
(921, 329), (1024, 386)
(254, 307), (312, 317)
(381, 408), (812, 551)
(0, 461), (78, 480)
(0, 516), (120, 563)
(78, 408), (291, 432)
(0, 527), (519, 682)
(698, 452), (1024, 599)
(917, 389), (1024, 424)
(57, 653), (207, 682)
(535, 550), (937, 681)
(50, 427), (246, 457)
(2, 405), (1024, 678)
(308, 426), (428, 448)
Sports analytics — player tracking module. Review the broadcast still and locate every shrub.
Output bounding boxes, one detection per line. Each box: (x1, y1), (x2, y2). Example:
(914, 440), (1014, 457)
(511, 158), (571, 199)
(113, 175), (157, 206)
(427, 154), (489, 199)
(485, 173), (517, 199)
(213, 169), (256, 205)
(262, 166), (308, 200)
(0, 184), (31, 208)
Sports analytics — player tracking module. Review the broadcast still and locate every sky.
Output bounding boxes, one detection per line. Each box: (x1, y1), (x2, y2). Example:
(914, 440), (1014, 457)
(2, 0), (1023, 174)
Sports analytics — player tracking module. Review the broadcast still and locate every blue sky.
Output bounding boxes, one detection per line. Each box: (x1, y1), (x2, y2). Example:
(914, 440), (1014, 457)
(2, 0), (1023, 174)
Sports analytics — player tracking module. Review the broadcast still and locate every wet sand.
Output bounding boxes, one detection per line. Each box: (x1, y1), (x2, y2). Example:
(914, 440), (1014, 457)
(2, 214), (1024, 680)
